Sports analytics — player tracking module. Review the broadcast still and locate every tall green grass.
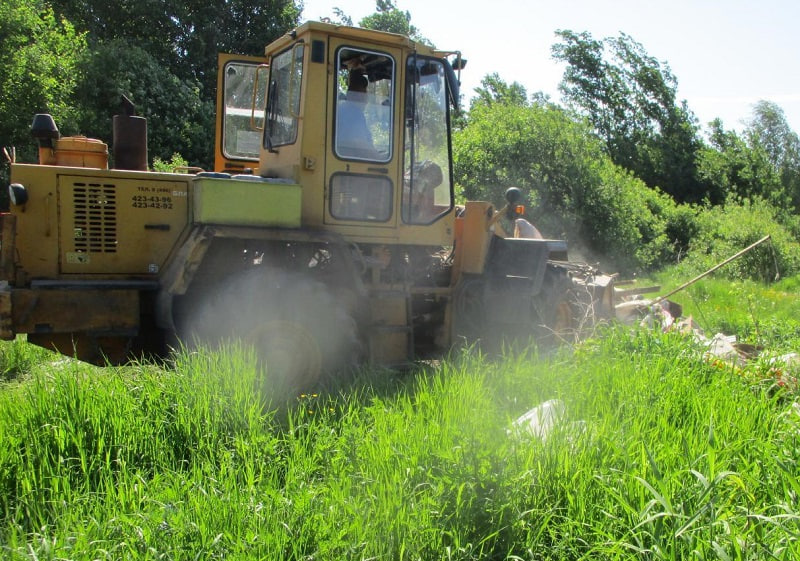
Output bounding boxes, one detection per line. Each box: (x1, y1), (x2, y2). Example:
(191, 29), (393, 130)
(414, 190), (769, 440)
(0, 337), (55, 382)
(1, 322), (798, 559)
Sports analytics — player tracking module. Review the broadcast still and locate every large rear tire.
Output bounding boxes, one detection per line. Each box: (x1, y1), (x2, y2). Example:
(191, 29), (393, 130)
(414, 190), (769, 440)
(183, 270), (358, 397)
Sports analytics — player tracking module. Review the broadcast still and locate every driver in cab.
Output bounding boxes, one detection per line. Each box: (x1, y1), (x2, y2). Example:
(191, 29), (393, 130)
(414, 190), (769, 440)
(336, 71), (380, 160)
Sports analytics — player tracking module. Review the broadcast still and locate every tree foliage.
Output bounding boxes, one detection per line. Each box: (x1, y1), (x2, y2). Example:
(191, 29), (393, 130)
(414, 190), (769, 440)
(0, 0), (86, 160)
(697, 105), (800, 214)
(49, 0), (299, 97)
(72, 40), (213, 167)
(454, 80), (682, 271)
(746, 101), (800, 210)
(697, 119), (782, 206)
(355, 1), (430, 44)
(471, 73), (529, 109)
(552, 30), (707, 203)
(30, 0), (300, 168)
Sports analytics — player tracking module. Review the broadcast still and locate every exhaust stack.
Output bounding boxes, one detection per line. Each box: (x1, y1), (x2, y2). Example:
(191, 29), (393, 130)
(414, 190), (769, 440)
(112, 95), (148, 171)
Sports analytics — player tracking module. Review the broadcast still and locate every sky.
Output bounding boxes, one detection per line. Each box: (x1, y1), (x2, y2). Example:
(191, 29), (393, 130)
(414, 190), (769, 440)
(298, 0), (800, 135)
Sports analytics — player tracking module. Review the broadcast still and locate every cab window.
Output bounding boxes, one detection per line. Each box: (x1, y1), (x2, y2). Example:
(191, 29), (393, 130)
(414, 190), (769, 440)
(265, 44), (304, 149)
(221, 61), (266, 160)
(334, 47), (394, 162)
(330, 173), (393, 221)
(402, 56), (454, 224)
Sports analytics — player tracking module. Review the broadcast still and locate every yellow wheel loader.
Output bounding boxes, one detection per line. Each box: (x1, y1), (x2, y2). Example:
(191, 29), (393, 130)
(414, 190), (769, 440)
(0, 22), (615, 386)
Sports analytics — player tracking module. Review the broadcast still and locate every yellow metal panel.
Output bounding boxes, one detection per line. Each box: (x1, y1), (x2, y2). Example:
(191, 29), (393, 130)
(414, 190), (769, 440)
(0, 214), (16, 283)
(460, 202), (495, 274)
(367, 290), (410, 364)
(369, 331), (409, 364)
(369, 290), (408, 328)
(192, 177), (302, 227)
(57, 173), (190, 275)
(11, 289), (139, 334)
(9, 165), (192, 279)
(266, 21), (419, 57)
(8, 164), (61, 279)
(370, 296), (407, 325)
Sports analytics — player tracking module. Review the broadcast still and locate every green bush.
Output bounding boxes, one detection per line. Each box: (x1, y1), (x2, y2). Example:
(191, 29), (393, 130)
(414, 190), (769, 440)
(587, 160), (679, 271)
(679, 198), (800, 281)
(454, 102), (695, 273)
(152, 152), (188, 173)
(661, 201), (702, 261)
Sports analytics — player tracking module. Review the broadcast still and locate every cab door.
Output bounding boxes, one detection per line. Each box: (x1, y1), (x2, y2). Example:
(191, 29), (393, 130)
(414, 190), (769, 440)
(214, 53), (269, 174)
(324, 39), (402, 230)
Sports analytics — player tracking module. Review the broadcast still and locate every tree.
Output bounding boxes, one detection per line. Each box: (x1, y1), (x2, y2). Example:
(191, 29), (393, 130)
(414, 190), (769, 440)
(747, 101), (800, 168)
(746, 101), (800, 210)
(0, 0), (86, 141)
(329, 8), (353, 26)
(0, 0), (85, 204)
(46, 0), (182, 73)
(71, 39), (213, 167)
(552, 30), (707, 203)
(471, 73), (529, 109)
(697, 105), (800, 214)
(357, 0), (430, 44)
(697, 119), (782, 206)
(174, 0), (300, 96)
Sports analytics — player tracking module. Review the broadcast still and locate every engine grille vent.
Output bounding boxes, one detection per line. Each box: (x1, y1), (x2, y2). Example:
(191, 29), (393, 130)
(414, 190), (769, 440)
(72, 182), (118, 253)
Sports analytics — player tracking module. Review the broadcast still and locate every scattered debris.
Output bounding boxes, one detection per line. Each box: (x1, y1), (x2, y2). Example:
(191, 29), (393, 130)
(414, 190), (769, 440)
(508, 399), (590, 443)
(512, 237), (794, 444)
(614, 294), (798, 391)
(608, 235), (798, 390)
(509, 399), (565, 440)
(617, 294), (798, 389)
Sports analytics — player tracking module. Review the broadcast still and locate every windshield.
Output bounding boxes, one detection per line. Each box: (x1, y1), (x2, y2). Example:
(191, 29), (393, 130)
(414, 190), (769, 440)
(334, 47), (394, 162)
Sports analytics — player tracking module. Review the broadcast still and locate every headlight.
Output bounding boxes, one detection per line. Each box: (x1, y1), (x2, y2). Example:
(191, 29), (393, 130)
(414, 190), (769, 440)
(8, 183), (28, 206)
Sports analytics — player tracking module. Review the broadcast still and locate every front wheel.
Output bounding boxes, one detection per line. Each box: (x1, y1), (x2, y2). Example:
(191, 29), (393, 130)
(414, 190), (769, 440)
(183, 270), (358, 397)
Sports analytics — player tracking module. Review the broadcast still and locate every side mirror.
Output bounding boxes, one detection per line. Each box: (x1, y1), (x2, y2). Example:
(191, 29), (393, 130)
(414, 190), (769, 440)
(505, 187), (523, 205)
(504, 187), (525, 220)
(443, 60), (460, 113)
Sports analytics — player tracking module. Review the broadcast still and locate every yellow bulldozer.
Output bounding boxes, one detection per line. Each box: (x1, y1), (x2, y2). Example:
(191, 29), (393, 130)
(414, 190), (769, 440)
(0, 22), (616, 386)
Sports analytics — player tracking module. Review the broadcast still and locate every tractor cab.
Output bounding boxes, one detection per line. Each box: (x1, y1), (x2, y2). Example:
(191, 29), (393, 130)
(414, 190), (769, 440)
(216, 21), (465, 247)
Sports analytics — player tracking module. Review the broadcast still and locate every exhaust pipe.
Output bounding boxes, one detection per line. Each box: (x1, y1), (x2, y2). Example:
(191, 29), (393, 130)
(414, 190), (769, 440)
(112, 95), (148, 171)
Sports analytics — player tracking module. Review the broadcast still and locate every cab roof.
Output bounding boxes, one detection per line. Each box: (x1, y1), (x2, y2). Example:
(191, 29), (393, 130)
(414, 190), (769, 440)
(265, 20), (439, 58)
